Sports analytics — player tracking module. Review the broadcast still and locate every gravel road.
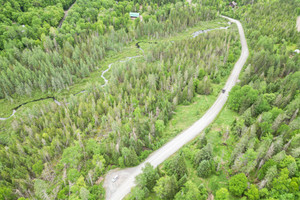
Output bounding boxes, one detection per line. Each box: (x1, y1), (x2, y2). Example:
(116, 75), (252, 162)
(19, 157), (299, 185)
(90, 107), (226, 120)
(103, 15), (249, 200)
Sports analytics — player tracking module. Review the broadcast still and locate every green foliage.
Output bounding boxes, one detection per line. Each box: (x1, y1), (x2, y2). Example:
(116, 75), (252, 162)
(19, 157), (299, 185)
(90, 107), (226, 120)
(68, 168), (80, 182)
(32, 160), (44, 176)
(79, 187), (90, 200)
(0, 0), (66, 52)
(0, 13), (237, 198)
(230, 118), (245, 137)
(197, 160), (212, 178)
(57, 187), (69, 200)
(196, 76), (213, 95)
(196, 135), (207, 149)
(136, 163), (159, 191)
(92, 154), (106, 175)
(4, 1), (300, 200)
(128, 187), (148, 200)
(154, 175), (178, 200)
(0, 185), (15, 200)
(229, 173), (248, 197)
(60, 143), (82, 168)
(259, 188), (269, 199)
(0, 0), (219, 98)
(88, 184), (105, 200)
(155, 120), (165, 135)
(271, 168), (290, 194)
(258, 159), (276, 180)
(194, 144), (212, 166)
(245, 184), (259, 200)
(222, 1), (300, 199)
(174, 181), (205, 200)
(34, 179), (48, 199)
(121, 147), (139, 167)
(228, 85), (258, 113)
(215, 188), (230, 200)
(164, 153), (187, 180)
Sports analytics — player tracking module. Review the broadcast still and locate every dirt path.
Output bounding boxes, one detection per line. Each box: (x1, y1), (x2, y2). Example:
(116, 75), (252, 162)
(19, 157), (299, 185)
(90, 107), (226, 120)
(297, 16), (300, 32)
(103, 16), (249, 200)
(58, 1), (77, 28)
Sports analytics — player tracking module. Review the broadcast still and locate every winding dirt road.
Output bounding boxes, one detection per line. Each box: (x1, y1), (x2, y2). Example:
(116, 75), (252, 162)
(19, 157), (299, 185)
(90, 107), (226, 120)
(103, 15), (249, 200)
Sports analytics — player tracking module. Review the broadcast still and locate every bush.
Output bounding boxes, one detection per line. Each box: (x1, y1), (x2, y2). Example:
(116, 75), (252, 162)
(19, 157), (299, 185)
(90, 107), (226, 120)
(197, 160), (211, 178)
(245, 184), (259, 200)
(216, 188), (229, 200)
(229, 173), (248, 197)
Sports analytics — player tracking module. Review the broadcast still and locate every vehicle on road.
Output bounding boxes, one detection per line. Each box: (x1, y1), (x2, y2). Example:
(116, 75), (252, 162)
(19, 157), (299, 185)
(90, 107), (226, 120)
(112, 175), (119, 183)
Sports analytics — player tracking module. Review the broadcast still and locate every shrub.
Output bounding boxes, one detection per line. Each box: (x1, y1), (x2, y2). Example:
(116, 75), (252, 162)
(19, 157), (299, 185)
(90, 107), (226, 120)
(229, 173), (248, 197)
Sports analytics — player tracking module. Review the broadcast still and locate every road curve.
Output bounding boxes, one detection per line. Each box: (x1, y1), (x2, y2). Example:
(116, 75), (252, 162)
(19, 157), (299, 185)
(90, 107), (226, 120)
(104, 16), (249, 200)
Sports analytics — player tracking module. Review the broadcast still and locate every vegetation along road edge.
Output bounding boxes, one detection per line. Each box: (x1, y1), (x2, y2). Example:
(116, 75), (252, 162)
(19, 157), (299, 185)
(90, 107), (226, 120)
(104, 15), (249, 200)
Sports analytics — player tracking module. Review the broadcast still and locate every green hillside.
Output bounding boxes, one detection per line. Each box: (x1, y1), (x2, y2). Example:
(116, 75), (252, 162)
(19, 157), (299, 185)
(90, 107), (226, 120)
(0, 0), (299, 199)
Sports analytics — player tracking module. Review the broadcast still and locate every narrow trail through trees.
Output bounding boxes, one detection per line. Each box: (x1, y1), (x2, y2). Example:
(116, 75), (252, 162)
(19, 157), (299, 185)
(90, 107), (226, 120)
(0, 26), (228, 121)
(58, 0), (77, 28)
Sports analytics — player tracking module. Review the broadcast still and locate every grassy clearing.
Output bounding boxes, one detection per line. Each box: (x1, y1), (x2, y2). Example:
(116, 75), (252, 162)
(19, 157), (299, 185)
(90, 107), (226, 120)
(158, 94), (216, 146)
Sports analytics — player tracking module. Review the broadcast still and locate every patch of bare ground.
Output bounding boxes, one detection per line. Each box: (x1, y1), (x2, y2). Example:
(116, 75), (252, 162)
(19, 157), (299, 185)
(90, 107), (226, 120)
(103, 167), (138, 200)
(207, 193), (214, 200)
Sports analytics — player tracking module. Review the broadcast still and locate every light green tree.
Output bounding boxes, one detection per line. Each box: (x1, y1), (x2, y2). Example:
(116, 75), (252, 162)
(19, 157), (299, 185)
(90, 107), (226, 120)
(197, 160), (212, 178)
(229, 173), (248, 197)
(154, 175), (178, 200)
(174, 181), (202, 200)
(136, 163), (159, 191)
(215, 188), (229, 200)
(245, 184), (259, 200)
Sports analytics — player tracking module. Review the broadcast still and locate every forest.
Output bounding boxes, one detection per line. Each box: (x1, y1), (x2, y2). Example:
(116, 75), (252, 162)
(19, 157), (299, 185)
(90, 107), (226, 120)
(126, 0), (300, 200)
(0, 0), (218, 99)
(0, 0), (227, 199)
(0, 0), (300, 199)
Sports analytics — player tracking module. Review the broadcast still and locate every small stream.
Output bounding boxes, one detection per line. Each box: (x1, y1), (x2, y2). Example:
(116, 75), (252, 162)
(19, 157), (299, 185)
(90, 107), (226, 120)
(192, 26), (229, 38)
(1, 25), (230, 121)
(0, 47), (144, 121)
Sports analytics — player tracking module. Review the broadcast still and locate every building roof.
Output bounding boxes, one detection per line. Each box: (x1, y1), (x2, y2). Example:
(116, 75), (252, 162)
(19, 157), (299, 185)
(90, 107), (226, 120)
(130, 12), (140, 18)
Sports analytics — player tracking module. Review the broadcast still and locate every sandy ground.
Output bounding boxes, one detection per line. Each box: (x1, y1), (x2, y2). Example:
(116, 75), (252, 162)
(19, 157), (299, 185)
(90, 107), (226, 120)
(103, 167), (138, 199)
(297, 16), (300, 32)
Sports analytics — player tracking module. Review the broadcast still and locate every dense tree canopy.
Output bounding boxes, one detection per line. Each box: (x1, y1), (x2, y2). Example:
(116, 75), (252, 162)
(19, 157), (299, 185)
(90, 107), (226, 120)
(1, 0), (299, 199)
(0, 1), (238, 197)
